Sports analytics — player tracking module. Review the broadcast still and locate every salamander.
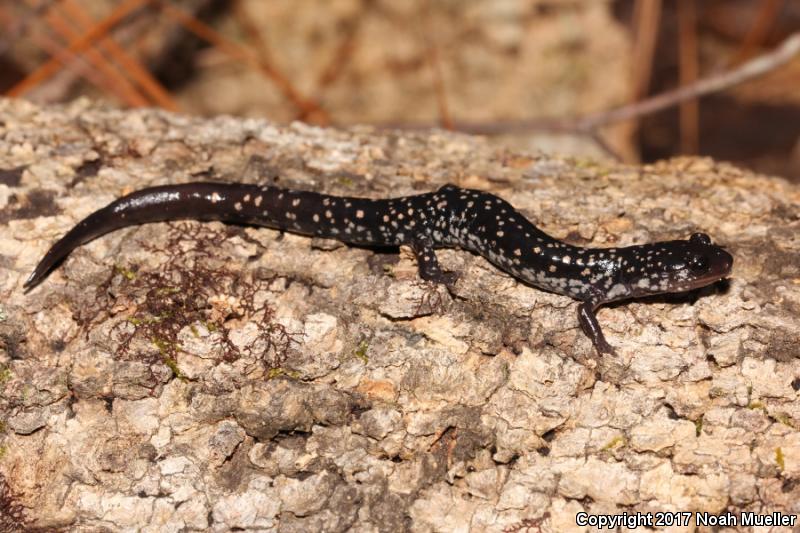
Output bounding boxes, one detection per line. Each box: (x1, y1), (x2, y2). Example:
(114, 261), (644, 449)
(23, 182), (733, 355)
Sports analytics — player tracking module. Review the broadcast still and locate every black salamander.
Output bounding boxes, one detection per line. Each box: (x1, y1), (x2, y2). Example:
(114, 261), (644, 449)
(24, 183), (733, 355)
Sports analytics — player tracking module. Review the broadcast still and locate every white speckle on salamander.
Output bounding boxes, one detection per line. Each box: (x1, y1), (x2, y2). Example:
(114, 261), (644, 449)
(607, 284), (628, 299)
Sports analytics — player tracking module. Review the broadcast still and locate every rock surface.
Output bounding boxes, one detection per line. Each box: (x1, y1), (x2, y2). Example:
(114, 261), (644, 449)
(1, 98), (799, 532)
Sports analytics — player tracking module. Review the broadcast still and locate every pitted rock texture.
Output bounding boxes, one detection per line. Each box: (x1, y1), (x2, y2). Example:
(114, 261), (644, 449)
(0, 98), (799, 532)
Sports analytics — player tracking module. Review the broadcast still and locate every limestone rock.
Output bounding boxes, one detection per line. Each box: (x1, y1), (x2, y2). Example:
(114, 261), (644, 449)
(1, 99), (799, 531)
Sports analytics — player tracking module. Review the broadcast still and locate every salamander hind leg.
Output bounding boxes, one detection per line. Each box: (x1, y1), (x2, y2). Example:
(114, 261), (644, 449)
(577, 301), (617, 356)
(410, 240), (459, 290)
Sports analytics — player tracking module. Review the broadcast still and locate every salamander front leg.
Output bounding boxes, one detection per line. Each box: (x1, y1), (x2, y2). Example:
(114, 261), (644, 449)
(410, 240), (459, 289)
(578, 301), (617, 356)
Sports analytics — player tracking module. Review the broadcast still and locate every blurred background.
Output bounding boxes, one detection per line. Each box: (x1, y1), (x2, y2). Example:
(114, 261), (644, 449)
(1, 0), (799, 180)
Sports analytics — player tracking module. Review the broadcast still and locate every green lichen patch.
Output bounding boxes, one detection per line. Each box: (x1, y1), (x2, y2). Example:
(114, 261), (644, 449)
(694, 415), (704, 437)
(601, 435), (625, 451)
(266, 367), (301, 380)
(354, 341), (369, 364)
(0, 366), (11, 385)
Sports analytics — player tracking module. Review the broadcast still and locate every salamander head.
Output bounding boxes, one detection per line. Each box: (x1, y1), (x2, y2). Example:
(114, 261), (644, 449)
(610, 233), (733, 301)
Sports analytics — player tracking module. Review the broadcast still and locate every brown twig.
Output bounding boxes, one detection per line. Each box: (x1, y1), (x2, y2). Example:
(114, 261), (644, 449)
(315, 14), (363, 91)
(434, 32), (800, 136)
(170, 0), (328, 123)
(60, 0), (179, 111)
(677, 0), (699, 154)
(419, 0), (453, 130)
(231, 0), (277, 66)
(731, 0), (785, 65)
(6, 0), (153, 98)
(5, 15), (118, 99)
(576, 32), (800, 131)
(630, 0), (662, 101)
(32, 0), (150, 107)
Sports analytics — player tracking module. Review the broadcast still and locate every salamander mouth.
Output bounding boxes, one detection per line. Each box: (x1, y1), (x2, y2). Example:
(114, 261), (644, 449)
(680, 272), (729, 291)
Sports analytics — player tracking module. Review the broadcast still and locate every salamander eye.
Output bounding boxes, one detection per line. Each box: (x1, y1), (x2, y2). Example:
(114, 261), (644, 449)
(690, 233), (711, 246)
(689, 255), (708, 272)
